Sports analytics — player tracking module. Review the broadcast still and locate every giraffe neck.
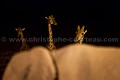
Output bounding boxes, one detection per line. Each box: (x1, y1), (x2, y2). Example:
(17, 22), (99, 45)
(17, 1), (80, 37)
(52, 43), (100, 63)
(20, 33), (29, 51)
(48, 24), (53, 41)
(47, 23), (56, 50)
(20, 33), (26, 43)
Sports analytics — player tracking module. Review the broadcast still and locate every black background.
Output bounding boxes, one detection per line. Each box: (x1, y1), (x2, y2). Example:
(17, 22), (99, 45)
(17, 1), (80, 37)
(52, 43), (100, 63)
(1, 0), (120, 50)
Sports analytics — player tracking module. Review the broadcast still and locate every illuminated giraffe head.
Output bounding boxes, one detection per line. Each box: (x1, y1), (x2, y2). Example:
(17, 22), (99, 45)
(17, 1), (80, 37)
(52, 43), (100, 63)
(45, 15), (57, 25)
(74, 25), (87, 43)
(15, 27), (25, 37)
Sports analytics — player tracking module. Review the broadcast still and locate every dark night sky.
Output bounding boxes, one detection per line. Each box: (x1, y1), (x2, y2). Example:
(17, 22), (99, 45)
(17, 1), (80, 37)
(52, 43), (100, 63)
(0, 0), (120, 49)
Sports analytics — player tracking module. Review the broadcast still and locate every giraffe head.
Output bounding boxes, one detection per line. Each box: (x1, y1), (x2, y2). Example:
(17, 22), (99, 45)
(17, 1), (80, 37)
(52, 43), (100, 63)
(45, 15), (57, 25)
(74, 25), (87, 43)
(15, 27), (25, 37)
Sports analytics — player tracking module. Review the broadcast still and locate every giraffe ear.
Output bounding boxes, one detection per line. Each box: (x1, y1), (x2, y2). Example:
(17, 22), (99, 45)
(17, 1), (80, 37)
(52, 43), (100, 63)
(15, 28), (18, 31)
(45, 17), (48, 19)
(22, 28), (25, 31)
(84, 30), (87, 34)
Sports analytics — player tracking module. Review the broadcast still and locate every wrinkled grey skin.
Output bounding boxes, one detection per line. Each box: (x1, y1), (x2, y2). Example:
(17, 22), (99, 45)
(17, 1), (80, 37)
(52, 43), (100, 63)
(2, 44), (120, 80)
(53, 44), (120, 80)
(2, 46), (56, 80)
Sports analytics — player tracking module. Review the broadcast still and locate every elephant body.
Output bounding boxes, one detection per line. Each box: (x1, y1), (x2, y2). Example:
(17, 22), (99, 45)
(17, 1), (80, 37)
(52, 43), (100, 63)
(2, 46), (56, 80)
(2, 44), (120, 80)
(53, 44), (120, 80)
